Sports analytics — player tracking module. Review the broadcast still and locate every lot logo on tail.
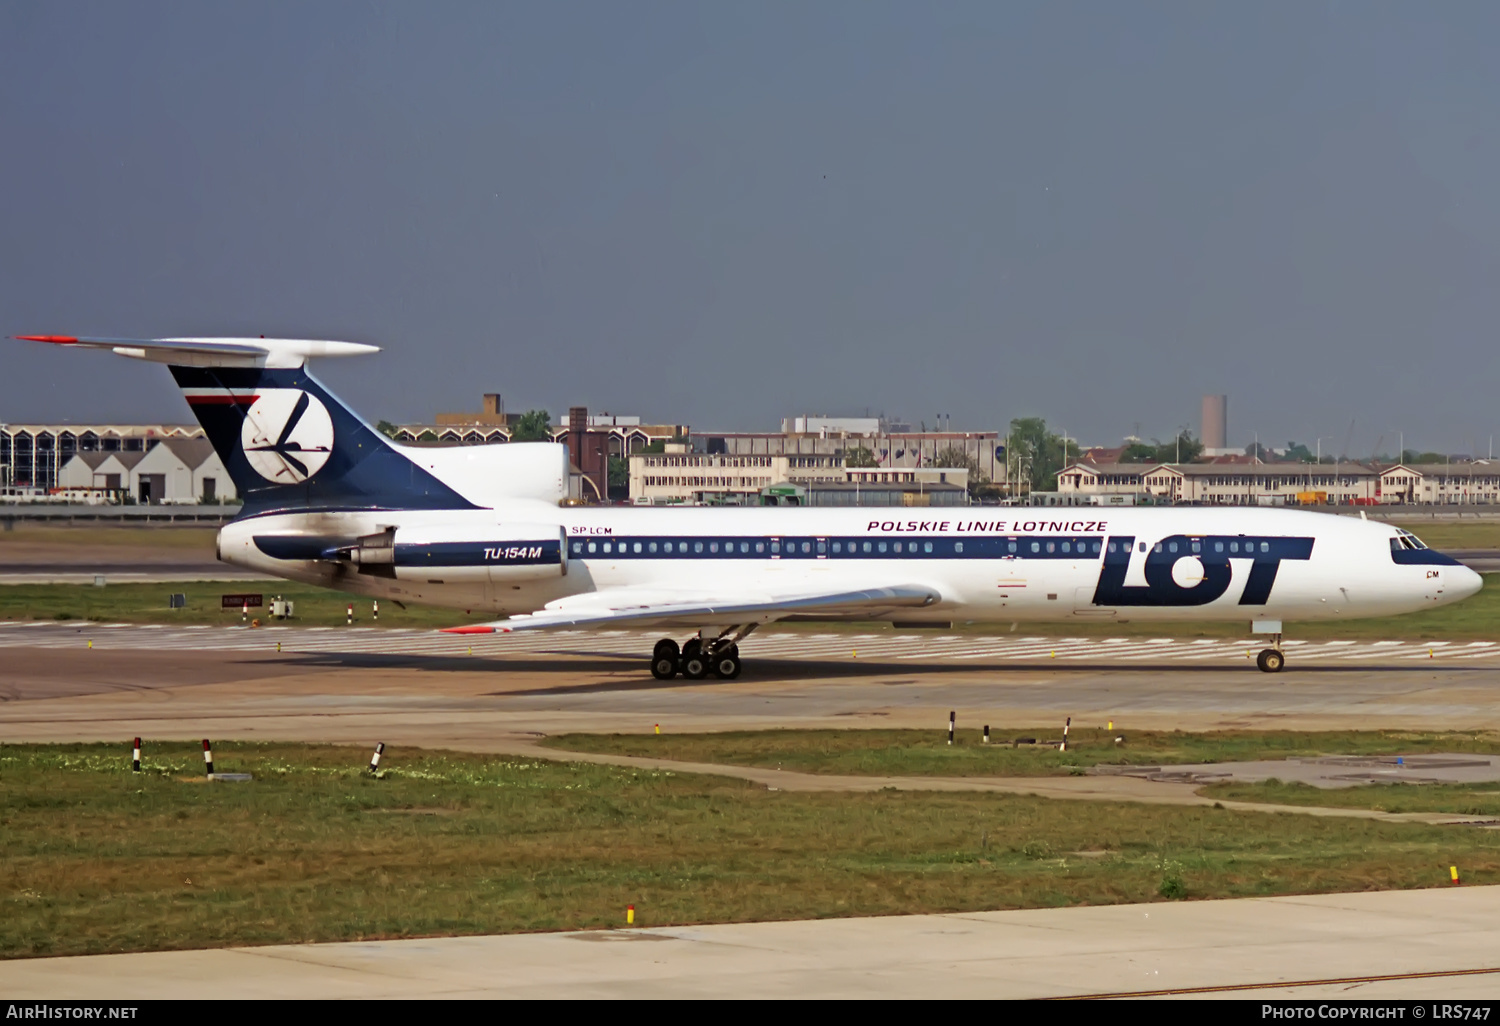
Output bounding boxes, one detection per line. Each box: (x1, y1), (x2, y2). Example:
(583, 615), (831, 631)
(241, 389), (334, 483)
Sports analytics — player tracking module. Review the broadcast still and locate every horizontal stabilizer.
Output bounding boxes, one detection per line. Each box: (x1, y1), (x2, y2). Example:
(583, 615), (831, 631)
(15, 335), (378, 368)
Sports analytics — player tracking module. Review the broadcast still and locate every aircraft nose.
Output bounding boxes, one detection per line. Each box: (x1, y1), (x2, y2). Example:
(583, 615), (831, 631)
(1452, 564), (1484, 601)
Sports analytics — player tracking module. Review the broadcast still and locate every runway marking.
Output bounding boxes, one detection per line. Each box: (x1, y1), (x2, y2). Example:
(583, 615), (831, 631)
(1, 623), (1496, 666)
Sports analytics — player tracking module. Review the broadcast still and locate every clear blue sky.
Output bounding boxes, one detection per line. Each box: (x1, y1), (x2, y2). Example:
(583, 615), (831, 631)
(3, 1), (1499, 455)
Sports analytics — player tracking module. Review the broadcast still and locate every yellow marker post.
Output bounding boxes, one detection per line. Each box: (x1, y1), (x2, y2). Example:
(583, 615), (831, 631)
(276, 641), (281, 653)
(1452, 866), (1460, 885)
(87, 640), (92, 649)
(626, 904), (635, 925)
(1050, 650), (1055, 658)
(1108, 721), (1113, 732)
(852, 649), (857, 659)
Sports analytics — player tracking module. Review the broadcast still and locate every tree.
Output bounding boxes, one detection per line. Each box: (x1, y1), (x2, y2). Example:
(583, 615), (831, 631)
(639, 434), (689, 455)
(1122, 442), (1157, 462)
(844, 445), (879, 468)
(375, 420), (400, 439)
(511, 410), (552, 442)
(1283, 442), (1315, 463)
(1244, 441), (1272, 461)
(1007, 417), (1080, 492)
(932, 447), (990, 497)
(607, 455), (630, 500)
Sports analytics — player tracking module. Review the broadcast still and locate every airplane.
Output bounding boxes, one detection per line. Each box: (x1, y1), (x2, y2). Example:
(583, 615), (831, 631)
(16, 334), (1483, 676)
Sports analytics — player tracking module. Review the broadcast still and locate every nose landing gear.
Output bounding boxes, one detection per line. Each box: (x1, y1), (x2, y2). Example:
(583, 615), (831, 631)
(1255, 630), (1285, 673)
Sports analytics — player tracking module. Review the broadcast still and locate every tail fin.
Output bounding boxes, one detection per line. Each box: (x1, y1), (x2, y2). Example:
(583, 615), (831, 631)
(171, 363), (476, 517)
(14, 333), (478, 518)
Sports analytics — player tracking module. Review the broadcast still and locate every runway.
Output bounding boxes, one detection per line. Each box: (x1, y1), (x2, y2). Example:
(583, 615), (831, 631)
(3, 886), (1498, 999)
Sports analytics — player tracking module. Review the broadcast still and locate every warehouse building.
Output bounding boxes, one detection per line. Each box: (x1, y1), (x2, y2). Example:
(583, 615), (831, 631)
(1, 423), (205, 496)
(56, 436), (235, 504)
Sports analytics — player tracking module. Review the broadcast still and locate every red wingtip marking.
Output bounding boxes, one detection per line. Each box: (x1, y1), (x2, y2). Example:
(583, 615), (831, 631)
(441, 625), (495, 635)
(15, 335), (79, 344)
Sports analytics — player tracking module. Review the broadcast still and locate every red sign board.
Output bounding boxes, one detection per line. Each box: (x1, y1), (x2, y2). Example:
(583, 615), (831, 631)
(221, 594), (264, 609)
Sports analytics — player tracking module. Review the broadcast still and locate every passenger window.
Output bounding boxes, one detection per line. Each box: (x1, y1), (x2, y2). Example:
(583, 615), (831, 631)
(771, 542), (780, 554)
(649, 542), (658, 553)
(817, 541), (826, 554)
(588, 542), (597, 553)
(1191, 541), (1200, 554)
(878, 542), (888, 553)
(1030, 542), (1040, 553)
(1168, 542), (1177, 553)
(894, 542), (903, 553)
(1230, 542), (1238, 553)
(1214, 542), (1223, 553)
(756, 542), (765, 553)
(1138, 542), (1146, 553)
(1091, 541), (1101, 554)
(802, 542), (811, 554)
(694, 541), (703, 553)
(924, 541), (933, 553)
(1153, 543), (1162, 553)
(833, 542), (842, 553)
(741, 542), (750, 553)
(1046, 542), (1055, 553)
(1009, 541), (1017, 553)
(1061, 542), (1071, 553)
(634, 542), (642, 553)
(1260, 542), (1269, 553)
(1108, 542), (1116, 553)
(709, 542), (719, 553)
(955, 542), (964, 554)
(863, 542), (872, 553)
(678, 542), (688, 553)
(572, 542), (582, 555)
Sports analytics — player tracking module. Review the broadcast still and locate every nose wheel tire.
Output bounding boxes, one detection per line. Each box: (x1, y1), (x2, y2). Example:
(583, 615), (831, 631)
(1256, 648), (1285, 673)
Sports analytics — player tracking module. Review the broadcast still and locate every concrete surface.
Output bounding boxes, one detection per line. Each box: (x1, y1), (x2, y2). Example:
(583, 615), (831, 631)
(2, 887), (1498, 999)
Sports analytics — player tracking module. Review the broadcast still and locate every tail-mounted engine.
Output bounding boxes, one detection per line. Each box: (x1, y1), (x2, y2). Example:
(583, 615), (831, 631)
(325, 523), (567, 583)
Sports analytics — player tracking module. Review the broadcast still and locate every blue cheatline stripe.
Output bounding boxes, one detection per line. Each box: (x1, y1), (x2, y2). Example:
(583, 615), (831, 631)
(554, 534), (1316, 564)
(396, 541), (563, 567)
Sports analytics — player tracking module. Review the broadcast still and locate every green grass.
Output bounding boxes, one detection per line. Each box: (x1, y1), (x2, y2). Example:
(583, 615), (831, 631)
(1390, 520), (1500, 550)
(3, 741), (1499, 959)
(541, 728), (1500, 778)
(1200, 780), (1500, 817)
(1, 576), (1496, 638)
(0, 582), (464, 629)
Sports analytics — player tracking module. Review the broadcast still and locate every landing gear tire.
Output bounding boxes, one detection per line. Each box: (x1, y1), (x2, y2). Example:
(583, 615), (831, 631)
(1256, 648), (1285, 673)
(712, 653), (742, 679)
(680, 639), (708, 680)
(650, 638), (681, 680)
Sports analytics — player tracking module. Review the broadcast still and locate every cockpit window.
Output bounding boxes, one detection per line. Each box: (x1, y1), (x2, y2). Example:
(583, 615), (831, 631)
(1394, 529), (1429, 551)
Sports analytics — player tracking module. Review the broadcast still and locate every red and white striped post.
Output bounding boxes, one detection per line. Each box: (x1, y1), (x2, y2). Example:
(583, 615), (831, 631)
(347, 603), (353, 626)
(241, 599), (248, 623)
(202, 738), (215, 778)
(1060, 716), (1071, 752)
(372, 600), (379, 622)
(947, 710), (955, 746)
(368, 742), (385, 774)
(132, 737), (141, 773)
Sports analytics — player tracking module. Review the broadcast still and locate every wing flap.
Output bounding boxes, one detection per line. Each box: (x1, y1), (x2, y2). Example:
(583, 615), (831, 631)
(443, 583), (941, 633)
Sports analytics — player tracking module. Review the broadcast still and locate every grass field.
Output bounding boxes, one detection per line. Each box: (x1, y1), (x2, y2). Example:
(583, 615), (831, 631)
(542, 728), (1500, 778)
(1, 576), (1497, 638)
(0, 582), (465, 629)
(1389, 520), (1500, 550)
(1199, 780), (1500, 816)
(0, 525), (219, 552)
(3, 741), (1498, 959)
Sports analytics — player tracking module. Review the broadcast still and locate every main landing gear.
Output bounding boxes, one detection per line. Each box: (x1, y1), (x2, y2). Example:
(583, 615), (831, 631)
(650, 628), (754, 681)
(1255, 632), (1285, 674)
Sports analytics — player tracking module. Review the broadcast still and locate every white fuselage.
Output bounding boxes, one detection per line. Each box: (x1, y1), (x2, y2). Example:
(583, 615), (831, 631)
(218, 504), (1480, 627)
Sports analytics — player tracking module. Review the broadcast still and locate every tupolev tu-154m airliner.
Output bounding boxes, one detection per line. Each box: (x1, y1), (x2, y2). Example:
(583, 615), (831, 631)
(18, 335), (1482, 677)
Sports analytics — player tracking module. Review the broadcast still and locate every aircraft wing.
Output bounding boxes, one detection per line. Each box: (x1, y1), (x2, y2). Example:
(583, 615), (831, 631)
(442, 583), (942, 634)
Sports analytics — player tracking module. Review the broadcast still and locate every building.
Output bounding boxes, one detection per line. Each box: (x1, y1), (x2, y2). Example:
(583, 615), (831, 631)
(762, 480), (968, 507)
(1057, 461), (1381, 505)
(56, 436), (235, 504)
(630, 450), (969, 506)
(1, 423), (204, 495)
(395, 395), (687, 458)
(1378, 464), (1500, 505)
(1201, 394), (1231, 455)
(697, 429), (1006, 485)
